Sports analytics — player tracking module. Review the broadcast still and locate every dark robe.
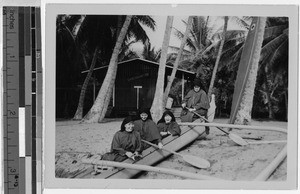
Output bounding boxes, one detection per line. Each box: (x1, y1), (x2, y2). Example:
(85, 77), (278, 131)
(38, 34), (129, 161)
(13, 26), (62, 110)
(102, 130), (142, 162)
(181, 89), (210, 134)
(181, 89), (210, 120)
(133, 119), (161, 150)
(182, 89), (210, 113)
(157, 121), (181, 138)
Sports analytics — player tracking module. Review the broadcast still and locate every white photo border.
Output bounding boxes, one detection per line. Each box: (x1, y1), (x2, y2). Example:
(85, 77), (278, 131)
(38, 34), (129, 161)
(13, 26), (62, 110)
(43, 3), (298, 190)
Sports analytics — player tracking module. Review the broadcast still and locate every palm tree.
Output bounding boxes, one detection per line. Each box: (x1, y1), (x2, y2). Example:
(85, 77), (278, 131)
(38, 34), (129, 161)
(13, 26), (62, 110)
(163, 16), (193, 106)
(70, 15), (155, 120)
(82, 15), (133, 123)
(72, 15), (115, 120)
(256, 17), (288, 119)
(207, 16), (229, 98)
(171, 16), (249, 91)
(231, 17), (267, 125)
(56, 15), (82, 118)
(150, 16), (174, 123)
(170, 16), (213, 77)
(213, 17), (288, 121)
(73, 46), (99, 120)
(142, 41), (161, 62)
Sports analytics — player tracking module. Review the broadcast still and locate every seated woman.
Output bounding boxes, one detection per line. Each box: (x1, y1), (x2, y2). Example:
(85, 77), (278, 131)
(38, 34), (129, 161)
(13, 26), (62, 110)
(92, 116), (142, 175)
(181, 78), (210, 135)
(157, 110), (181, 138)
(102, 116), (142, 160)
(133, 108), (163, 150)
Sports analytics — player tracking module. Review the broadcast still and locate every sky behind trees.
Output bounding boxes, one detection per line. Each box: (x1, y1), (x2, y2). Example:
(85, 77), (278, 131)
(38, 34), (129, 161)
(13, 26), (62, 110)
(131, 15), (250, 55)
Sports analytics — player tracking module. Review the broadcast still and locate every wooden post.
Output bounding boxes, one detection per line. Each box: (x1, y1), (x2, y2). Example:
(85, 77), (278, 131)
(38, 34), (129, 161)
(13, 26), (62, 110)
(134, 86), (142, 110)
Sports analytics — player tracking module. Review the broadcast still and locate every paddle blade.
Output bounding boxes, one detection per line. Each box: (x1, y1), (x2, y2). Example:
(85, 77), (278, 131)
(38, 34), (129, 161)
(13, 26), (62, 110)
(182, 155), (210, 169)
(229, 133), (248, 146)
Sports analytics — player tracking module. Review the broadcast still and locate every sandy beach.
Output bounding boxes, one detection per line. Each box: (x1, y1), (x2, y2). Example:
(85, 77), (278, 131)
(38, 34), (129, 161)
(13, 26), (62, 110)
(55, 118), (287, 180)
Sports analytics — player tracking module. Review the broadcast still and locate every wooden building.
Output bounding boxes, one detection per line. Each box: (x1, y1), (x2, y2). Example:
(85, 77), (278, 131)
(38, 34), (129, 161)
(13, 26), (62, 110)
(82, 58), (195, 116)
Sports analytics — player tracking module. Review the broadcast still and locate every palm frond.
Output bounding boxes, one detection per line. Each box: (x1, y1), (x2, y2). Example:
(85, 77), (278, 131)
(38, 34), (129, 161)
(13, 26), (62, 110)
(266, 17), (289, 27)
(211, 30), (247, 41)
(230, 16), (250, 30)
(128, 19), (150, 43)
(201, 41), (220, 56)
(168, 46), (192, 55)
(220, 42), (244, 66)
(260, 33), (288, 63)
(173, 27), (196, 51)
(232, 44), (244, 62)
(189, 28), (200, 48)
(134, 15), (156, 31)
(264, 25), (288, 40)
(268, 39), (288, 71)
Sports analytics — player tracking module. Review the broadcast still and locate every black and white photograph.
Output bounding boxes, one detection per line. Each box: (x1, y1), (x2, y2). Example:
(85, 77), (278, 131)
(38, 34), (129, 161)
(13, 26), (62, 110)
(43, 3), (298, 190)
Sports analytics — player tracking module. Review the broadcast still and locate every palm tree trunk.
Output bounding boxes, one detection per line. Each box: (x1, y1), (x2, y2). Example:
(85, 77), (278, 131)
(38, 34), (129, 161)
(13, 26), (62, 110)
(81, 15), (133, 123)
(207, 16), (228, 98)
(234, 17), (267, 125)
(150, 16), (174, 123)
(73, 46), (99, 120)
(163, 16), (192, 106)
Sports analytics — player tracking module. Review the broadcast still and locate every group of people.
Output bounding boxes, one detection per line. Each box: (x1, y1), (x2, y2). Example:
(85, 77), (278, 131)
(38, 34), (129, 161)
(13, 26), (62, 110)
(94, 78), (210, 174)
(101, 108), (181, 163)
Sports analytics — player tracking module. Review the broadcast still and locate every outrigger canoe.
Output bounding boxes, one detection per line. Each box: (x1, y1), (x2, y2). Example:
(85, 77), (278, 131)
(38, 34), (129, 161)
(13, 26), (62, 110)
(76, 124), (206, 179)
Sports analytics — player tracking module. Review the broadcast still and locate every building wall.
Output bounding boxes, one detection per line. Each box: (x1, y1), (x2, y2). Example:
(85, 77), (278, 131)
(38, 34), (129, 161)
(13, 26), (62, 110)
(115, 60), (158, 112)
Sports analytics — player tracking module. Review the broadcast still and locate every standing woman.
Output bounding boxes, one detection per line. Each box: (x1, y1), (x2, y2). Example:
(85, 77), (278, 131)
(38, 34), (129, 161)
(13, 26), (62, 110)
(133, 108), (163, 150)
(101, 116), (142, 162)
(181, 78), (210, 134)
(157, 110), (181, 138)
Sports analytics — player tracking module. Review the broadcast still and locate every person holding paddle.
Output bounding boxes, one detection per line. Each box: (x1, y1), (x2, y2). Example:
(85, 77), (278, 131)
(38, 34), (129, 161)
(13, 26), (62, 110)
(133, 108), (163, 150)
(157, 110), (181, 138)
(101, 116), (142, 162)
(92, 116), (143, 175)
(181, 78), (210, 135)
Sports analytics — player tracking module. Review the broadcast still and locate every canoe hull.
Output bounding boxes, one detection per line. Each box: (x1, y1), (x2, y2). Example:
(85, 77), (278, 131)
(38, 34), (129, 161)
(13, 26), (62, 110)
(78, 125), (205, 179)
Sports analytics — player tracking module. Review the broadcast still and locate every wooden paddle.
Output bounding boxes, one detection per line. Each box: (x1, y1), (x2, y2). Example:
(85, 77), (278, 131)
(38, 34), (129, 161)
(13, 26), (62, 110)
(189, 109), (248, 146)
(141, 139), (210, 169)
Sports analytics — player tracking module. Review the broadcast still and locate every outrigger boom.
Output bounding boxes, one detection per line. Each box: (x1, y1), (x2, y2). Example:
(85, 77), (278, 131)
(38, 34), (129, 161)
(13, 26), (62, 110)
(179, 122), (287, 133)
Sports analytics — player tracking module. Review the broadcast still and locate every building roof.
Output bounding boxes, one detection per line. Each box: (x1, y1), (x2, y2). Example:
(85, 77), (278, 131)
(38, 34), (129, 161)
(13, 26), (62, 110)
(81, 58), (195, 77)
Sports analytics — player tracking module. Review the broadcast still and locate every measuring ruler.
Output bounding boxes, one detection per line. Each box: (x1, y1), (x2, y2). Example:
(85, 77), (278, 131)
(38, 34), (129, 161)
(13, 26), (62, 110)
(3, 7), (42, 194)
(3, 7), (20, 194)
